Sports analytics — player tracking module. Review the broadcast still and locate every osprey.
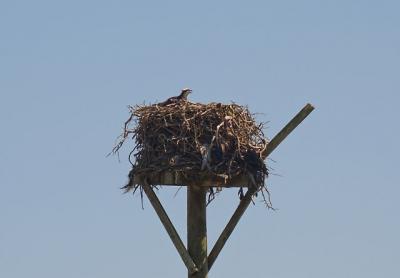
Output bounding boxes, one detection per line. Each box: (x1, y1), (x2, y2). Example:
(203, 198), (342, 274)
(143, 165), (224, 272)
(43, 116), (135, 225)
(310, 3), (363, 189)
(159, 88), (192, 106)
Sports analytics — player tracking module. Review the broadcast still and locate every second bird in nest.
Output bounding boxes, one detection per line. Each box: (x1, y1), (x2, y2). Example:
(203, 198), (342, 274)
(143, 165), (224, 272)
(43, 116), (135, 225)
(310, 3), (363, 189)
(159, 88), (192, 106)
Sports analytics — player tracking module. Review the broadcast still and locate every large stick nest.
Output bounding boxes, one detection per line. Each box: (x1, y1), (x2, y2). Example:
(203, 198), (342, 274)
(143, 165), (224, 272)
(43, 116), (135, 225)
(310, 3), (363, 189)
(113, 100), (272, 207)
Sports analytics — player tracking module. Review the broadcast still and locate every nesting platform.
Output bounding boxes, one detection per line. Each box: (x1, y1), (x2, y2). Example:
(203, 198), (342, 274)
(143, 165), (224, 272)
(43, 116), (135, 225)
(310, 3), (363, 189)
(112, 97), (314, 278)
(114, 100), (269, 194)
(132, 170), (253, 188)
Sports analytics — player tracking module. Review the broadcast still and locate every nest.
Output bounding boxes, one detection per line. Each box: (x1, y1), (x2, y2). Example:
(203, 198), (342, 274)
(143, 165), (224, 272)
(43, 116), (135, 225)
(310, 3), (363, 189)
(113, 100), (272, 207)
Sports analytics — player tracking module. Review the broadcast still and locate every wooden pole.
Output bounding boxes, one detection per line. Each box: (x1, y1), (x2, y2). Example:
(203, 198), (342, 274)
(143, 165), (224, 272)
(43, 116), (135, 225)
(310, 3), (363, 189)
(142, 184), (199, 274)
(187, 185), (208, 278)
(208, 103), (315, 270)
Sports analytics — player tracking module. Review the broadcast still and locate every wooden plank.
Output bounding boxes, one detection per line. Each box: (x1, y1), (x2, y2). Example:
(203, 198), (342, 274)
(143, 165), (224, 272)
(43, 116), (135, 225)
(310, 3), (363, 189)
(142, 183), (198, 274)
(187, 186), (208, 278)
(134, 171), (251, 188)
(208, 103), (315, 270)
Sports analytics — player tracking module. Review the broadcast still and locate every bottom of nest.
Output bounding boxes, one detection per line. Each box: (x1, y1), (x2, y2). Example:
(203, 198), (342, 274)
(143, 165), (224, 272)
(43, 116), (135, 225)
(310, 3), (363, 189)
(132, 170), (254, 188)
(123, 170), (273, 209)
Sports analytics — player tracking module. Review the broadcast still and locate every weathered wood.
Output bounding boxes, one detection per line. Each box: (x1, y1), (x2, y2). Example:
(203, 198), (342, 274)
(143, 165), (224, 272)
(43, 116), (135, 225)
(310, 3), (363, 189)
(142, 183), (198, 274)
(208, 103), (315, 270)
(134, 171), (251, 188)
(187, 186), (208, 278)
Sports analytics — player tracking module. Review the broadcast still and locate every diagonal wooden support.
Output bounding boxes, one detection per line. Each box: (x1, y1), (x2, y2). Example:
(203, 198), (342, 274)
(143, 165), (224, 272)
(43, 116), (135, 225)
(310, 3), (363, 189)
(142, 182), (199, 275)
(207, 187), (256, 270)
(261, 103), (315, 160)
(208, 103), (315, 270)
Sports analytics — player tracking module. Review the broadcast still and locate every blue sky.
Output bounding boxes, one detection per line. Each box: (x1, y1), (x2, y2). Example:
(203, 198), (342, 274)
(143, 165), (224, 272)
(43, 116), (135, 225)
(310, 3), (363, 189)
(1, 1), (399, 277)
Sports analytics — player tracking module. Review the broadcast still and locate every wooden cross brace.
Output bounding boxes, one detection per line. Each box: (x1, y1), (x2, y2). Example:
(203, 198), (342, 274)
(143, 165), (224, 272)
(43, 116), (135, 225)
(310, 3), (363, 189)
(141, 103), (314, 277)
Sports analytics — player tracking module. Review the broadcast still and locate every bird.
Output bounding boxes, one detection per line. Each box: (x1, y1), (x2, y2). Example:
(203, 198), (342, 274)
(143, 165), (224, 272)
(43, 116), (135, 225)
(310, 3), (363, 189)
(200, 144), (211, 170)
(243, 149), (267, 187)
(159, 88), (192, 106)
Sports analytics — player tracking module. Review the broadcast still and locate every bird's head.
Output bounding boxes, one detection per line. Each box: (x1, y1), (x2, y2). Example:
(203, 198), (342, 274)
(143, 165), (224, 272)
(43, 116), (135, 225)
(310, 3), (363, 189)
(180, 88), (192, 98)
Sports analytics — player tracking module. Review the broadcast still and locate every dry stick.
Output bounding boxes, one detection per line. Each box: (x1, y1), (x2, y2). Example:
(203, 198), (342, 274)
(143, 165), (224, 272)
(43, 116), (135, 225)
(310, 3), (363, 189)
(207, 103), (315, 271)
(142, 182), (199, 274)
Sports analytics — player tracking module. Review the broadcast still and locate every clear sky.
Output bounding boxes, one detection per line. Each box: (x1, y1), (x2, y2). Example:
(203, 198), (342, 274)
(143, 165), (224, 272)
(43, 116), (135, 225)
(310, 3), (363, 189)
(1, 1), (399, 277)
